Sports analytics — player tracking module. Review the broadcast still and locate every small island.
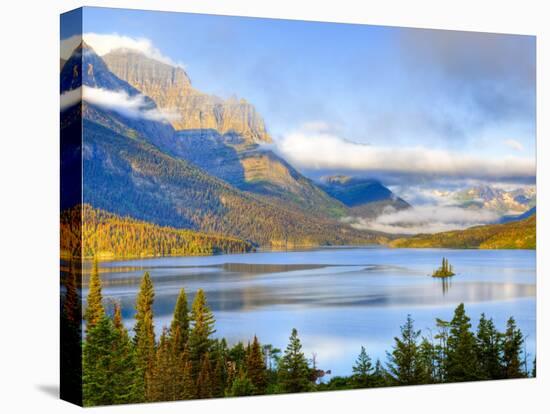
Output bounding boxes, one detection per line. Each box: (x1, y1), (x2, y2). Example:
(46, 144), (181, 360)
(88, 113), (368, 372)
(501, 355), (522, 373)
(432, 257), (455, 277)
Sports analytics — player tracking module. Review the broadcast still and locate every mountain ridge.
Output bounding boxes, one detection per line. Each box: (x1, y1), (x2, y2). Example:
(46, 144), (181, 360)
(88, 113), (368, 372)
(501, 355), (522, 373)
(103, 48), (272, 144)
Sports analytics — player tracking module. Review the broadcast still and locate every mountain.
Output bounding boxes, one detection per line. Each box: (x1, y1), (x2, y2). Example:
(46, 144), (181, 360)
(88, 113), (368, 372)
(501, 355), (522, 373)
(61, 43), (380, 247)
(390, 214), (535, 249)
(101, 48), (346, 218)
(452, 185), (536, 214)
(102, 49), (272, 144)
(499, 206), (536, 224)
(319, 176), (410, 218)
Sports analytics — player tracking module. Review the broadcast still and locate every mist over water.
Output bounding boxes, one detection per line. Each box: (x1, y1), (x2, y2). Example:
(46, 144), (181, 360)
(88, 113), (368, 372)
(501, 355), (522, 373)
(83, 247), (536, 377)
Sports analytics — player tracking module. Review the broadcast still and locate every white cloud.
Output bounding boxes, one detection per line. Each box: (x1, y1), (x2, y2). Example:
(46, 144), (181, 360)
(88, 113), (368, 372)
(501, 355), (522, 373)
(504, 138), (524, 152)
(82, 33), (185, 68)
(60, 86), (177, 122)
(60, 87), (81, 111)
(274, 128), (535, 181)
(347, 205), (499, 235)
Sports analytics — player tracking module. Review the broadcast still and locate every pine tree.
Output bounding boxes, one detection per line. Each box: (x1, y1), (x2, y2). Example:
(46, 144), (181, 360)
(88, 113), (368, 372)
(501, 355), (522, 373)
(352, 346), (373, 387)
(84, 259), (104, 333)
(278, 328), (311, 393)
(476, 313), (503, 380)
(446, 303), (480, 382)
(149, 328), (179, 402)
(60, 263), (82, 404)
(196, 353), (213, 399)
(210, 356), (225, 397)
(502, 317), (525, 378)
(113, 302), (124, 332)
(418, 338), (437, 383)
(182, 358), (196, 400)
(83, 315), (141, 406)
(170, 288), (190, 354)
(387, 315), (424, 385)
(188, 289), (216, 375)
(246, 335), (267, 394)
(62, 264), (80, 326)
(229, 367), (255, 397)
(371, 359), (388, 387)
(133, 272), (156, 401)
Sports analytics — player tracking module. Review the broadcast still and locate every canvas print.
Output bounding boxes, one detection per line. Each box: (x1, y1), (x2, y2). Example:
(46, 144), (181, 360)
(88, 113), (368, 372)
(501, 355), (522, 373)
(60, 7), (536, 407)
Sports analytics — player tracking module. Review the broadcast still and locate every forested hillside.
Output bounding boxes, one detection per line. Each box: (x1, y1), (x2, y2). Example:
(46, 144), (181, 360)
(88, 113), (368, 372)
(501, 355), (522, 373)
(391, 215), (535, 249)
(79, 115), (380, 247)
(60, 205), (254, 259)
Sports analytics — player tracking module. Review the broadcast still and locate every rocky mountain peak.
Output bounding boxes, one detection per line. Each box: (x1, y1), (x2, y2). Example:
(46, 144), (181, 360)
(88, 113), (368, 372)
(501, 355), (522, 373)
(102, 49), (272, 144)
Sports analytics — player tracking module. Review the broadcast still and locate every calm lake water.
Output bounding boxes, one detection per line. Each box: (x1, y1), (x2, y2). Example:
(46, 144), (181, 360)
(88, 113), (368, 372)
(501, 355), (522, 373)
(83, 247), (536, 377)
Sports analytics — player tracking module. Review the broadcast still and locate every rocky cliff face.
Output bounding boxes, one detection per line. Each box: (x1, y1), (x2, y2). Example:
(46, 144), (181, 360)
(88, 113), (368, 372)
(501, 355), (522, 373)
(103, 49), (272, 144)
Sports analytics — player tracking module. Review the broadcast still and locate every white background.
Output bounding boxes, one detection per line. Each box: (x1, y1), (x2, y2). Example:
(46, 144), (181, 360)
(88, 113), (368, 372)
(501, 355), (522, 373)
(0, 0), (548, 412)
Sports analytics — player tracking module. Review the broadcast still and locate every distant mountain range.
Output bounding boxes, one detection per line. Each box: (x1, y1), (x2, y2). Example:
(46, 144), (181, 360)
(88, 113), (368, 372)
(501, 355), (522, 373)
(61, 42), (384, 248)
(450, 185), (536, 215)
(319, 176), (410, 218)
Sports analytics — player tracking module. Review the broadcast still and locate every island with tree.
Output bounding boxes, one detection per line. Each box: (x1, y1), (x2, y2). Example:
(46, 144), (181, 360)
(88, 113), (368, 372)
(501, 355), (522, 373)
(432, 257), (455, 277)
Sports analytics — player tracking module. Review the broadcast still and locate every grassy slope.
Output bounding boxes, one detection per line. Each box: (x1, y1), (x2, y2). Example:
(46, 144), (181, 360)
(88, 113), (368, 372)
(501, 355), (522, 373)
(390, 215), (536, 250)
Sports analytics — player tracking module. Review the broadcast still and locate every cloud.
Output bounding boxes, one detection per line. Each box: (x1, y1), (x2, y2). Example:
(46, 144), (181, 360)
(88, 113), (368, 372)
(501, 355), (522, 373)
(60, 33), (184, 67)
(347, 205), (500, 235)
(504, 139), (524, 152)
(274, 128), (535, 182)
(60, 87), (81, 111)
(60, 86), (177, 122)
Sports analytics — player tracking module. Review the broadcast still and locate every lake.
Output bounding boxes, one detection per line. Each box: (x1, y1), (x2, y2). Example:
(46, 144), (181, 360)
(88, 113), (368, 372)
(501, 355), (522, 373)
(83, 247), (536, 377)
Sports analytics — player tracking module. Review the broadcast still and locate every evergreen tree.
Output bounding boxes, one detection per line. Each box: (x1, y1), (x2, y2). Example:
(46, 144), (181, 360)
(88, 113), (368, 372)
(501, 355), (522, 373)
(182, 358), (196, 400)
(352, 346), (373, 387)
(188, 289), (216, 374)
(83, 315), (141, 406)
(149, 328), (180, 402)
(387, 315), (424, 385)
(196, 353), (213, 399)
(60, 264), (82, 404)
(211, 356), (226, 398)
(133, 272), (156, 401)
(170, 288), (190, 353)
(62, 264), (80, 326)
(502, 317), (525, 378)
(84, 259), (104, 333)
(446, 303), (480, 382)
(278, 328), (311, 393)
(246, 335), (268, 394)
(229, 367), (255, 396)
(418, 338), (437, 383)
(370, 359), (388, 387)
(113, 302), (124, 333)
(476, 313), (503, 380)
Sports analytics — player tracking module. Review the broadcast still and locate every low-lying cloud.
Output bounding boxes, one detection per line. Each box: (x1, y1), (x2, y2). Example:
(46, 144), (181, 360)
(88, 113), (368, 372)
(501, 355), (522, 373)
(60, 86), (177, 122)
(347, 205), (500, 235)
(274, 130), (535, 182)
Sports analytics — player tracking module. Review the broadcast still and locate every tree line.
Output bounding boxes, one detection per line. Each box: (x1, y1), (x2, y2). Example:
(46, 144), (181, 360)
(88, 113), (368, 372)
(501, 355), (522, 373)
(61, 204), (254, 259)
(61, 261), (534, 407)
